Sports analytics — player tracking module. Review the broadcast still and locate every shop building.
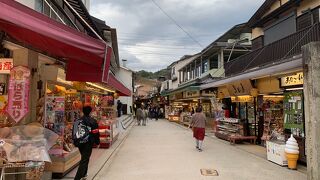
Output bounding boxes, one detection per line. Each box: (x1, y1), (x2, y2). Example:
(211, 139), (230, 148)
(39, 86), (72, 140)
(162, 23), (252, 126)
(0, 0), (131, 179)
(201, 0), (320, 165)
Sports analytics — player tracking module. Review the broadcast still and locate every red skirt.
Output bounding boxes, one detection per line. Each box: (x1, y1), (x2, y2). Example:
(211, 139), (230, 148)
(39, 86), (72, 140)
(193, 127), (205, 140)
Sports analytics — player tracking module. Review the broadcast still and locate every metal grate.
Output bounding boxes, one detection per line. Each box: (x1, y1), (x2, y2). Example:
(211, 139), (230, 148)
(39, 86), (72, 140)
(200, 169), (219, 176)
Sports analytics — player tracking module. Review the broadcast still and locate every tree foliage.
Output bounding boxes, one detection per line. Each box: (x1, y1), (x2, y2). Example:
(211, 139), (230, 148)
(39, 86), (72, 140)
(136, 68), (169, 80)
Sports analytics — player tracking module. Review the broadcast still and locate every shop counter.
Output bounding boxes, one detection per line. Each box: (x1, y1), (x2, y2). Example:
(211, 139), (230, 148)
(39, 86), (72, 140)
(45, 149), (81, 178)
(266, 140), (287, 166)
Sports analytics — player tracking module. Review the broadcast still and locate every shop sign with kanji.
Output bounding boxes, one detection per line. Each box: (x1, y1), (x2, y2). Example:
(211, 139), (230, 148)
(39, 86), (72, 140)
(281, 72), (303, 87)
(0, 58), (13, 74)
(6, 66), (31, 123)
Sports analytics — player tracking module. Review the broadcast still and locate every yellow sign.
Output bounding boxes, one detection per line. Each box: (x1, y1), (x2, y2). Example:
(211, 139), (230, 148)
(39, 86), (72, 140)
(281, 72), (303, 87)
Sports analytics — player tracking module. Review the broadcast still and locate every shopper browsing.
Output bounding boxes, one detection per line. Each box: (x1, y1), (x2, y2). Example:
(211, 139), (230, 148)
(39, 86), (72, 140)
(190, 106), (206, 152)
(73, 106), (100, 180)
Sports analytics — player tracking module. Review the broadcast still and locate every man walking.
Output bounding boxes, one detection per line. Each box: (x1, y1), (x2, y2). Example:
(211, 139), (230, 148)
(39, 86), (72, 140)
(136, 105), (144, 126)
(74, 106), (100, 180)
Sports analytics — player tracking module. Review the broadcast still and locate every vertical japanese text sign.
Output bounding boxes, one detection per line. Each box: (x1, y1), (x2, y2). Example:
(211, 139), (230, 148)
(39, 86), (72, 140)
(6, 66), (31, 123)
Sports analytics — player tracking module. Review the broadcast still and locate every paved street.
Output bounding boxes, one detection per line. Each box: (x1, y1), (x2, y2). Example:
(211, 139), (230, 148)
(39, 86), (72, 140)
(94, 119), (306, 180)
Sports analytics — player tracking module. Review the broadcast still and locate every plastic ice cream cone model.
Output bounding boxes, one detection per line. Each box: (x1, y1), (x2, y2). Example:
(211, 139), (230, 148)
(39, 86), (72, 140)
(285, 134), (299, 170)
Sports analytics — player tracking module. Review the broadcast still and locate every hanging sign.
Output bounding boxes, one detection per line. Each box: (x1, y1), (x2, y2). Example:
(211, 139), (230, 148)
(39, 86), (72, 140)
(0, 58), (13, 74)
(6, 66), (31, 123)
(280, 72), (303, 87)
(226, 80), (253, 96)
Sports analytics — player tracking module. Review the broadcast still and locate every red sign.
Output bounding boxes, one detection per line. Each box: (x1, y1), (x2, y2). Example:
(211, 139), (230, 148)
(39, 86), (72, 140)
(6, 66), (31, 123)
(0, 58), (13, 74)
(102, 46), (112, 83)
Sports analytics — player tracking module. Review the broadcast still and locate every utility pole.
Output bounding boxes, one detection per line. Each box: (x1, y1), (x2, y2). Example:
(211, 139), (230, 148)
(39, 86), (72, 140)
(303, 42), (320, 180)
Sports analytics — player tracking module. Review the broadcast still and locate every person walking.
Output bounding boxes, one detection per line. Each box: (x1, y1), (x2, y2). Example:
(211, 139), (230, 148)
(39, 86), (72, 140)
(143, 106), (148, 126)
(136, 105), (144, 126)
(190, 106), (206, 152)
(117, 100), (122, 117)
(74, 106), (100, 180)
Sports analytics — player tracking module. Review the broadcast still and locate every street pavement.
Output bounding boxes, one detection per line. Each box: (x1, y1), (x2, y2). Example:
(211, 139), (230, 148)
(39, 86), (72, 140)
(93, 119), (306, 180)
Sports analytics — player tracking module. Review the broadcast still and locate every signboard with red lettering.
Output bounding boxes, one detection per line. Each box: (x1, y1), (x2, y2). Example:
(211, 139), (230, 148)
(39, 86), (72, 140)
(6, 66), (31, 123)
(0, 58), (13, 74)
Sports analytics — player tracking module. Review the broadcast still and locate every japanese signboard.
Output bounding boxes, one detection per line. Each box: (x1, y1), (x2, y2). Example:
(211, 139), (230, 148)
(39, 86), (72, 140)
(0, 58), (13, 74)
(280, 72), (303, 87)
(226, 80), (253, 96)
(6, 66), (31, 123)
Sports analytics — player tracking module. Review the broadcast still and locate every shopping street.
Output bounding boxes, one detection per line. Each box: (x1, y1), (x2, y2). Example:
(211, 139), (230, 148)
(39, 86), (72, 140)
(66, 119), (307, 180)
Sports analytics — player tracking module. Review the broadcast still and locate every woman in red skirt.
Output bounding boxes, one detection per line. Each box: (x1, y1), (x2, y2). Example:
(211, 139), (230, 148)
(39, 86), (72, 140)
(190, 106), (206, 152)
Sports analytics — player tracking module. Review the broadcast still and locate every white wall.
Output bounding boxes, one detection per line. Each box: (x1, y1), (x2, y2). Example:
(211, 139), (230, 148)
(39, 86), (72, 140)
(115, 67), (133, 114)
(171, 58), (194, 89)
(16, 0), (36, 9)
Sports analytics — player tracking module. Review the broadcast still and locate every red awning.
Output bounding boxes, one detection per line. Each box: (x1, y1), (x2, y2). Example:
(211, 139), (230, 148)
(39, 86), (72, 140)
(108, 74), (131, 96)
(0, 0), (130, 96)
(0, 0), (110, 73)
(66, 60), (131, 96)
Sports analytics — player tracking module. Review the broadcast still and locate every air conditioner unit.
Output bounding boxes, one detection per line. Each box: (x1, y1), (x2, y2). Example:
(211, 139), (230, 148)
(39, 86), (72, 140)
(227, 39), (237, 44)
(239, 33), (252, 45)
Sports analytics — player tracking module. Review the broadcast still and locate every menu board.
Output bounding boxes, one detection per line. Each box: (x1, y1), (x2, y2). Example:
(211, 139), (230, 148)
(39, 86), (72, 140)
(284, 91), (304, 137)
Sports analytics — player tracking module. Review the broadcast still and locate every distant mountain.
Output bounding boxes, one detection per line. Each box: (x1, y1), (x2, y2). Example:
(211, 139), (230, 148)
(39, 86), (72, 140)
(136, 68), (169, 80)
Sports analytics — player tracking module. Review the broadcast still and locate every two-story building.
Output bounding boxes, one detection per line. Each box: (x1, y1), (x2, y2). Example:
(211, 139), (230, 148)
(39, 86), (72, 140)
(0, 0), (131, 177)
(201, 0), (319, 164)
(162, 23), (252, 123)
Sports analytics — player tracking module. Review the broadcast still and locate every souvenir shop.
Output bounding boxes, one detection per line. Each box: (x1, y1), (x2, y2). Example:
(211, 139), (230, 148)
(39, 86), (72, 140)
(0, 1), (130, 178)
(208, 71), (306, 165)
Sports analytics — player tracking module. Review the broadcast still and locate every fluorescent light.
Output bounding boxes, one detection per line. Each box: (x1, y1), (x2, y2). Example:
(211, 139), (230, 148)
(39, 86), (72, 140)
(285, 87), (304, 91)
(86, 82), (115, 93)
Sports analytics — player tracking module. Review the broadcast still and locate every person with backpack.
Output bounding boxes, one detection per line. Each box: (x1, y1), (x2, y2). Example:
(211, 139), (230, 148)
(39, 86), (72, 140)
(73, 106), (100, 180)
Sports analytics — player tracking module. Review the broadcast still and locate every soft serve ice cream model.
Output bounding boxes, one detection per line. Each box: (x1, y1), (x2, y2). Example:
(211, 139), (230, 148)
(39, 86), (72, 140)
(285, 134), (299, 169)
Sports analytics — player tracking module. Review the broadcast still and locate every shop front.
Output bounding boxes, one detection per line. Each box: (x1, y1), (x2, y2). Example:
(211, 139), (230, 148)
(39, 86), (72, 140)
(0, 1), (131, 178)
(201, 62), (306, 166)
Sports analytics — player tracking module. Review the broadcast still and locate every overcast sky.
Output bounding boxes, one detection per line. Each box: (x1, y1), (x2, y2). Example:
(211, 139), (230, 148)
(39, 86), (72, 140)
(90, 0), (264, 72)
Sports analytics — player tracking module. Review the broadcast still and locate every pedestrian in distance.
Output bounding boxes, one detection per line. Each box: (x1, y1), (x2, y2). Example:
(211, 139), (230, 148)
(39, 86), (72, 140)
(136, 105), (144, 126)
(73, 106), (100, 180)
(117, 100), (122, 117)
(189, 106), (206, 152)
(143, 106), (148, 126)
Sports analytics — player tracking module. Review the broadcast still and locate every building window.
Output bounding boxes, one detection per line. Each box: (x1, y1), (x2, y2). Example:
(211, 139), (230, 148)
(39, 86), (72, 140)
(35, 0), (43, 12)
(202, 59), (208, 73)
(172, 67), (175, 75)
(209, 56), (219, 69)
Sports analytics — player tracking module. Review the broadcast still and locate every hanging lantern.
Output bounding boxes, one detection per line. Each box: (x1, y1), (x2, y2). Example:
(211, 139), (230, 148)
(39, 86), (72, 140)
(217, 92), (225, 99)
(250, 88), (259, 97)
(73, 81), (86, 90)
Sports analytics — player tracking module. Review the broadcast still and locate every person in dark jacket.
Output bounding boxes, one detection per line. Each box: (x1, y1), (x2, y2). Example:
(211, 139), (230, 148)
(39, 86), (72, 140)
(75, 106), (100, 180)
(117, 100), (122, 117)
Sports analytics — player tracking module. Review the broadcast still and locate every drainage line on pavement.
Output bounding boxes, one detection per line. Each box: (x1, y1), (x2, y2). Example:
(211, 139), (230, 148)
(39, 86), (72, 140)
(92, 118), (135, 180)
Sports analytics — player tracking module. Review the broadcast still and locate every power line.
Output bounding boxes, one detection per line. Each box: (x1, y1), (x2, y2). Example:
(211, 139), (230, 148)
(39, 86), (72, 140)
(119, 43), (201, 50)
(150, 0), (203, 48)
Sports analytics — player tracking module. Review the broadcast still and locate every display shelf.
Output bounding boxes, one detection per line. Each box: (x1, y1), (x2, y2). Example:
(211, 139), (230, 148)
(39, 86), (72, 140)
(215, 118), (244, 142)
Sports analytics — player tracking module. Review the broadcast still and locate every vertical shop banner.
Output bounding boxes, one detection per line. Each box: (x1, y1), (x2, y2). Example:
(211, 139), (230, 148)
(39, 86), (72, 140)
(6, 66), (30, 123)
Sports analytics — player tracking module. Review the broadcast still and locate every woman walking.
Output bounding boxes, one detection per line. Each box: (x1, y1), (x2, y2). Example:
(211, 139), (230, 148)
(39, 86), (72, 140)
(190, 106), (206, 152)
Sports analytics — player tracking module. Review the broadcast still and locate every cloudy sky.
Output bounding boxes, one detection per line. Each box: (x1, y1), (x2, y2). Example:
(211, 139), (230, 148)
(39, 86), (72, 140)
(90, 0), (264, 72)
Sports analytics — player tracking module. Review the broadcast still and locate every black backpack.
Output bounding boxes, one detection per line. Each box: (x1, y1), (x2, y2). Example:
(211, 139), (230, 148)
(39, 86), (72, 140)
(72, 117), (90, 147)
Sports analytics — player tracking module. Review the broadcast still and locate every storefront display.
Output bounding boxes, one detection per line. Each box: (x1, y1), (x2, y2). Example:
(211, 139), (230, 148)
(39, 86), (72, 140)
(266, 140), (287, 166)
(97, 95), (119, 148)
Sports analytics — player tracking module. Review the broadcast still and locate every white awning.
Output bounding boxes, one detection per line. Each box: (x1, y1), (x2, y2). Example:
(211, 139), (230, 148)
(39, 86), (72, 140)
(201, 55), (302, 90)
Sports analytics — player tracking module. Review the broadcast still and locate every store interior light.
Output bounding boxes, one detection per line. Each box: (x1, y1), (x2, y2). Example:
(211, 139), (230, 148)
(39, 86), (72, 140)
(57, 77), (73, 86)
(285, 87), (304, 91)
(263, 95), (284, 98)
(86, 82), (115, 93)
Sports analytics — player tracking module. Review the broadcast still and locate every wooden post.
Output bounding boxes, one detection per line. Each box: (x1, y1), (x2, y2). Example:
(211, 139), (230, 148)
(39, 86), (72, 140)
(303, 42), (320, 180)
